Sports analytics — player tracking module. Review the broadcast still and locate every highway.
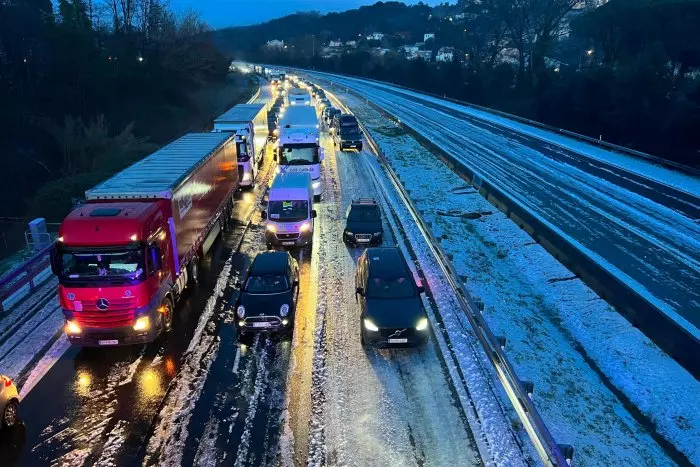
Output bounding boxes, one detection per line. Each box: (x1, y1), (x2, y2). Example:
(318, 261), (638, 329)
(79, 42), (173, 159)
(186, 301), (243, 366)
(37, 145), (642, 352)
(303, 72), (700, 337)
(0, 83), (511, 466)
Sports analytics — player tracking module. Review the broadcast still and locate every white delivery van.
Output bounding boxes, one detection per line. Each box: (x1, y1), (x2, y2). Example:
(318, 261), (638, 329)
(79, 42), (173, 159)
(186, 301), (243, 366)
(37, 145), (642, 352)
(213, 104), (267, 188)
(262, 172), (317, 249)
(286, 88), (311, 106)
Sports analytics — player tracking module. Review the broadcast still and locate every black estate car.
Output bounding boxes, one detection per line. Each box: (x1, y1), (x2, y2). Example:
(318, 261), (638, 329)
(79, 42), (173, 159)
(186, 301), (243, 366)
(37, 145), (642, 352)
(234, 251), (299, 337)
(355, 247), (429, 347)
(343, 198), (383, 246)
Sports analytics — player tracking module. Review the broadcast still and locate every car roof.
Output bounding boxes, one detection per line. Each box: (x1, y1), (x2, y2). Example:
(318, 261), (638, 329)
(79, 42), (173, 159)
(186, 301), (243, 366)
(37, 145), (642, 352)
(365, 248), (409, 277)
(250, 251), (289, 275)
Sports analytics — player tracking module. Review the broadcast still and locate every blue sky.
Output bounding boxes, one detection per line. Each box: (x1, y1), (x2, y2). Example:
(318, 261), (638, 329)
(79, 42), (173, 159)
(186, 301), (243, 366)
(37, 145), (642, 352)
(170, 0), (447, 29)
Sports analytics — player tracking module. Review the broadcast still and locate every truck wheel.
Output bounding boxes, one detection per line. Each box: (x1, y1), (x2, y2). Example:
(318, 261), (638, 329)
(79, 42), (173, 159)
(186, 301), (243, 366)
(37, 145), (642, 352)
(160, 297), (174, 333)
(188, 257), (200, 287)
(3, 400), (18, 428)
(313, 194), (321, 202)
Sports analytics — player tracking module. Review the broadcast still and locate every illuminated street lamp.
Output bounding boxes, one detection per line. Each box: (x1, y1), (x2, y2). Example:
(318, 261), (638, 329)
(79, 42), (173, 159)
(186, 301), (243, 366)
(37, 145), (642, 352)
(137, 55), (144, 62)
(586, 49), (594, 56)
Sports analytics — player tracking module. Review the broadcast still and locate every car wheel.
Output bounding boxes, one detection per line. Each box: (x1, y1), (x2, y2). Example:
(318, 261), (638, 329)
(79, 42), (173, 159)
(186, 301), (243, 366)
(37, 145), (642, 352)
(3, 400), (18, 428)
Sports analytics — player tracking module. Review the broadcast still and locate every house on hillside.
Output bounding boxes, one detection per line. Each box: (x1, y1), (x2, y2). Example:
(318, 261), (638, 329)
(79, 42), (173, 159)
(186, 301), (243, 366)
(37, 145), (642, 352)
(345, 40), (357, 48)
(408, 50), (432, 61)
(400, 45), (420, 56)
(436, 47), (455, 62)
(329, 40), (343, 48)
(321, 47), (341, 59)
(367, 32), (384, 41)
(497, 47), (520, 65)
(371, 47), (391, 56)
(424, 33), (435, 42)
(266, 40), (285, 49)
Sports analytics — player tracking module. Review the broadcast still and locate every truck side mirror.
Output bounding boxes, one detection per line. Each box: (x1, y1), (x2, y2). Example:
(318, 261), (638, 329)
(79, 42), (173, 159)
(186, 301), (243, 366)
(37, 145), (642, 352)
(149, 244), (163, 271)
(49, 245), (60, 276)
(261, 210), (267, 220)
(311, 210), (317, 218)
(319, 147), (325, 161)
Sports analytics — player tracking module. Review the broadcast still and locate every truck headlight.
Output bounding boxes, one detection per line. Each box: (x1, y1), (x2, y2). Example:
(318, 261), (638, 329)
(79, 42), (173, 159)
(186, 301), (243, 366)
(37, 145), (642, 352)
(416, 318), (429, 331)
(66, 320), (82, 335)
(133, 316), (150, 332)
(242, 172), (252, 182)
(363, 319), (379, 332)
(237, 305), (246, 318)
(266, 224), (277, 233)
(280, 304), (290, 317)
(312, 181), (321, 189)
(299, 222), (311, 233)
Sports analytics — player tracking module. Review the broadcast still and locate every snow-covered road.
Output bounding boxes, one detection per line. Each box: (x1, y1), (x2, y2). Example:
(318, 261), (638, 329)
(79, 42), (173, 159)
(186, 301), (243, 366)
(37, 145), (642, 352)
(305, 72), (700, 340)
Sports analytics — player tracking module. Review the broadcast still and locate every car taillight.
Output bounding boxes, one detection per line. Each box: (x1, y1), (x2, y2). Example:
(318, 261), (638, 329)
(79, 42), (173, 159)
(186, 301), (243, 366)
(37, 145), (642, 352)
(3, 377), (11, 387)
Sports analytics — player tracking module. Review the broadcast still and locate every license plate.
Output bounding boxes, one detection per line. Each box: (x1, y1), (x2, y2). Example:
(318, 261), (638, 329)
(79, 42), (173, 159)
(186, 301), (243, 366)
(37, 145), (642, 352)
(388, 338), (408, 344)
(357, 238), (370, 243)
(98, 339), (119, 346)
(282, 241), (295, 246)
(252, 322), (271, 328)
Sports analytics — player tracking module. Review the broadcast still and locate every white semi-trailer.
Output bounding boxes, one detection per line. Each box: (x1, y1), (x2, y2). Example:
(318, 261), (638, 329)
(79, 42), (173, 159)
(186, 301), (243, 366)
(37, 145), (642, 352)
(276, 106), (323, 200)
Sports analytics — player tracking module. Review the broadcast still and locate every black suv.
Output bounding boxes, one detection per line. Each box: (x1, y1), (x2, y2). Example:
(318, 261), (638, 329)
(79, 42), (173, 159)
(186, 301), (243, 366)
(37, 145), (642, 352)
(332, 114), (363, 151)
(355, 247), (429, 347)
(234, 251), (299, 337)
(343, 199), (383, 246)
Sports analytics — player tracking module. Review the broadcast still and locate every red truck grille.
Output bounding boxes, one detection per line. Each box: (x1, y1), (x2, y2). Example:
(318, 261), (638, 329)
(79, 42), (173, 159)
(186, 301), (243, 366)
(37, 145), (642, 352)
(80, 297), (136, 312)
(74, 309), (135, 329)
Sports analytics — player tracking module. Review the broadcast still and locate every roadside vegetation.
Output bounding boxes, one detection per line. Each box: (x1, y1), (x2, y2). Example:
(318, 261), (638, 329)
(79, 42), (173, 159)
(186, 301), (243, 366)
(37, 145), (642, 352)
(0, 0), (252, 259)
(217, 0), (700, 168)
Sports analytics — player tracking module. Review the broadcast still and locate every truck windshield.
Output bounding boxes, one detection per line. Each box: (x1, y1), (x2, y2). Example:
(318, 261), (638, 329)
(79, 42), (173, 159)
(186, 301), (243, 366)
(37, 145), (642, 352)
(278, 145), (319, 165)
(268, 200), (309, 222)
(60, 248), (145, 283)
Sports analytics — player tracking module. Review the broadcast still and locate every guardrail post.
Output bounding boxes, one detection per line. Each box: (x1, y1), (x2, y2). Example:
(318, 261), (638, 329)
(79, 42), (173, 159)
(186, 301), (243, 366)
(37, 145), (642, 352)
(520, 380), (534, 400)
(558, 444), (575, 465)
(496, 335), (507, 350)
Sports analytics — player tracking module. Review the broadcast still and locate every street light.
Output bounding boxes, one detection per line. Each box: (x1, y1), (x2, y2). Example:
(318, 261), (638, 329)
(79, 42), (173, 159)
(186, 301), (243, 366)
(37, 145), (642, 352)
(586, 49), (594, 56)
(137, 56), (144, 62)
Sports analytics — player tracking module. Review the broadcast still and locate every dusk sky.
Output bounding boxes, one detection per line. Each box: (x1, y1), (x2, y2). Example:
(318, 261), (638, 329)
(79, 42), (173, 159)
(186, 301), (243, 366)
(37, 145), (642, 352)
(170, 0), (447, 29)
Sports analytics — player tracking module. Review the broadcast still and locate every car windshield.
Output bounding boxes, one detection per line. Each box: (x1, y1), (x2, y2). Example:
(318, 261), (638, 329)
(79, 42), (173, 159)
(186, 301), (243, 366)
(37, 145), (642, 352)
(245, 275), (289, 293)
(268, 200), (309, 222)
(349, 205), (380, 222)
(340, 117), (357, 126)
(278, 145), (319, 165)
(367, 276), (415, 299)
(60, 248), (145, 282)
(340, 126), (360, 136)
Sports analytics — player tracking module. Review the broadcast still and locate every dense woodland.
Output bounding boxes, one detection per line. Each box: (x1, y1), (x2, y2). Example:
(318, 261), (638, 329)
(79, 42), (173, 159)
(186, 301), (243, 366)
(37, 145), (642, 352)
(216, 0), (700, 168)
(0, 0), (244, 257)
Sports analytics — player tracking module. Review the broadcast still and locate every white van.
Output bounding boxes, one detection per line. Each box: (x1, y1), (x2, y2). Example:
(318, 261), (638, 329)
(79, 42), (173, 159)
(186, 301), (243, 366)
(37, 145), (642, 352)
(262, 172), (317, 249)
(286, 88), (312, 106)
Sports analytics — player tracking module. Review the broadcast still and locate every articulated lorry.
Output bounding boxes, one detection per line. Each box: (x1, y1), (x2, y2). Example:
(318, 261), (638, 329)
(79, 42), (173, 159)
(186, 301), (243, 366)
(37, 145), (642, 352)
(50, 133), (239, 346)
(276, 105), (324, 200)
(213, 104), (268, 188)
(286, 88), (311, 106)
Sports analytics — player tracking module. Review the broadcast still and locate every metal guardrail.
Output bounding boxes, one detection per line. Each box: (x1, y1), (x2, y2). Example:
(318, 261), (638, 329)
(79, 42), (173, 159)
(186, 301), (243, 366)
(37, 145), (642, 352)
(0, 243), (54, 313)
(272, 64), (699, 177)
(326, 86), (573, 466)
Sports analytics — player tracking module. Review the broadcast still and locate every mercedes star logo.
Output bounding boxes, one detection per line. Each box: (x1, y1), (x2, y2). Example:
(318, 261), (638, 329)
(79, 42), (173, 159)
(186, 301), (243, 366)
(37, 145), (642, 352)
(388, 329), (406, 339)
(96, 298), (110, 310)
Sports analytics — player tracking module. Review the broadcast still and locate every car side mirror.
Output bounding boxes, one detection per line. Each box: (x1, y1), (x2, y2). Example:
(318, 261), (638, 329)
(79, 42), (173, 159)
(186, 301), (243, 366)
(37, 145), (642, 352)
(319, 147), (325, 161)
(261, 210), (267, 220)
(417, 285), (425, 294)
(235, 281), (243, 289)
(356, 287), (364, 296)
(294, 279), (299, 286)
(311, 210), (317, 218)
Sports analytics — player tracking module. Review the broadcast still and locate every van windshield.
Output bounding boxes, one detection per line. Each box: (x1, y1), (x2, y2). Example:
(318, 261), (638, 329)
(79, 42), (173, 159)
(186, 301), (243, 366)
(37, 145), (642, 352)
(268, 200), (309, 222)
(278, 144), (319, 165)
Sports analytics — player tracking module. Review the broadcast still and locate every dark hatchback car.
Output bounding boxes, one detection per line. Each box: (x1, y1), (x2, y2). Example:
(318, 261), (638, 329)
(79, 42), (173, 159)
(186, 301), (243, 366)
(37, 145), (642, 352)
(355, 247), (429, 348)
(234, 251), (299, 337)
(325, 107), (341, 126)
(343, 199), (383, 246)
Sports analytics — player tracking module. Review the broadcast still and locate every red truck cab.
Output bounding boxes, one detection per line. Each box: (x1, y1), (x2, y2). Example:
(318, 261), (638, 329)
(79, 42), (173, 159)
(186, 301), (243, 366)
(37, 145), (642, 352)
(51, 132), (239, 346)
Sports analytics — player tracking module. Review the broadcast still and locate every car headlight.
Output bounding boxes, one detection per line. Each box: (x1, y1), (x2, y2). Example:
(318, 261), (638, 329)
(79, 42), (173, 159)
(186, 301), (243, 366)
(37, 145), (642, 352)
(66, 320), (82, 334)
(312, 181), (321, 189)
(363, 319), (379, 332)
(133, 316), (150, 332)
(280, 304), (290, 316)
(299, 222), (311, 233)
(266, 224), (277, 233)
(345, 231), (354, 237)
(275, 166), (281, 174)
(237, 305), (246, 318)
(373, 231), (382, 237)
(416, 318), (429, 331)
